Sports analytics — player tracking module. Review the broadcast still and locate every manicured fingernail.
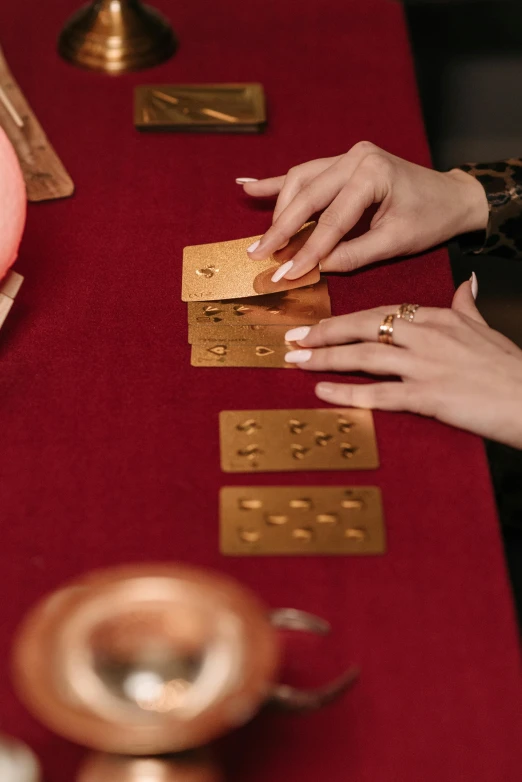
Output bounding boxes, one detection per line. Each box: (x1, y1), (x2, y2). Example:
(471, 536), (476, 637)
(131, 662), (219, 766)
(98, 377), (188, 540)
(236, 177), (258, 184)
(247, 239), (261, 253)
(285, 349), (312, 363)
(471, 271), (478, 299)
(271, 260), (294, 282)
(319, 318), (329, 324)
(285, 326), (311, 342)
(316, 382), (335, 396)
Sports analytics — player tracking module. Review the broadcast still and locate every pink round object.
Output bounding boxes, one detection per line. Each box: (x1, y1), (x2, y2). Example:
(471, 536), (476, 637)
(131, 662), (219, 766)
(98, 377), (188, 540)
(0, 127), (26, 279)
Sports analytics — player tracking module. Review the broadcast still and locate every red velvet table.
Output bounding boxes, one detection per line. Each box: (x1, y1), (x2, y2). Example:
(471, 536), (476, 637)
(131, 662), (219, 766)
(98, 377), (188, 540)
(1, 0), (521, 779)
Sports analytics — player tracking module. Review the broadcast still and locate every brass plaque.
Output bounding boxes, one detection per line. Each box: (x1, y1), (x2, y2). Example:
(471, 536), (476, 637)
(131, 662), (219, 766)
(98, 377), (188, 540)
(220, 486), (385, 556)
(187, 280), (331, 326)
(135, 83), (266, 133)
(188, 323), (292, 344)
(0, 47), (74, 202)
(182, 223), (319, 302)
(219, 409), (379, 472)
(191, 341), (296, 369)
(0, 270), (23, 329)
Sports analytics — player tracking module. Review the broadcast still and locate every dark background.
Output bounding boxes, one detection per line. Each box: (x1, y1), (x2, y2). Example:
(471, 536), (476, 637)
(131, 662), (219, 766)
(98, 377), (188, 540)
(405, 0), (522, 620)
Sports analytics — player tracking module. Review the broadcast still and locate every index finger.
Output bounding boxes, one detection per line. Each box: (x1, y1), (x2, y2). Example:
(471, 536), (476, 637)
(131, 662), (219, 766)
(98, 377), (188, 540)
(248, 167), (348, 260)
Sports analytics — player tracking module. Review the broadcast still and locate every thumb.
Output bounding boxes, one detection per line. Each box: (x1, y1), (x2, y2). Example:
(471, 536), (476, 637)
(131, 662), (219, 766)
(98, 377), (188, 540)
(451, 272), (486, 325)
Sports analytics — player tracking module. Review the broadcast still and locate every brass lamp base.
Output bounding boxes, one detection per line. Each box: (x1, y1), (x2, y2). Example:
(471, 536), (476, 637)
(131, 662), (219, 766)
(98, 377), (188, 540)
(58, 0), (177, 74)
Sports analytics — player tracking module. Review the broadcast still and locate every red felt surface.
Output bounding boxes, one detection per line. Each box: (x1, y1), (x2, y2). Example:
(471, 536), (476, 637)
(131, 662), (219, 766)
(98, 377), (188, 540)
(0, 0), (521, 779)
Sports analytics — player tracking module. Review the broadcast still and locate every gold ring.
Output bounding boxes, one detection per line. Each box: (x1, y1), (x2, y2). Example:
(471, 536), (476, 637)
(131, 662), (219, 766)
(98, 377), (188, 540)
(396, 303), (419, 322)
(378, 314), (395, 344)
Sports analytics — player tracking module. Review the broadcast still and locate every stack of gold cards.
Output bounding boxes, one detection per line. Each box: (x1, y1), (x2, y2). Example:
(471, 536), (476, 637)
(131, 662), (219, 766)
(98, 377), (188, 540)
(183, 224), (332, 368)
(135, 84), (266, 133)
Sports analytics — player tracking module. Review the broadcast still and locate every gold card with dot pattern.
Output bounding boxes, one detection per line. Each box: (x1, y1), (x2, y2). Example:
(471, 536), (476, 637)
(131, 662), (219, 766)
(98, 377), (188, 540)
(182, 223), (319, 301)
(187, 279), (331, 327)
(220, 486), (385, 556)
(219, 409), (379, 472)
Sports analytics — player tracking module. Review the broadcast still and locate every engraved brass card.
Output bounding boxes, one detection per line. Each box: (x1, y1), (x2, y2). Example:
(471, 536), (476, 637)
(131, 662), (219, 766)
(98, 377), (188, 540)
(182, 223), (319, 301)
(220, 486), (385, 556)
(135, 83), (266, 133)
(0, 48), (74, 202)
(188, 323), (291, 344)
(187, 280), (331, 326)
(191, 342), (296, 369)
(0, 270), (23, 329)
(219, 409), (379, 471)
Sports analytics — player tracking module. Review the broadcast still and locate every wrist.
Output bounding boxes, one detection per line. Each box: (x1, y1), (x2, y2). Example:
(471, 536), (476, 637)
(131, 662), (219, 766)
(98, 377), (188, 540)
(446, 168), (489, 235)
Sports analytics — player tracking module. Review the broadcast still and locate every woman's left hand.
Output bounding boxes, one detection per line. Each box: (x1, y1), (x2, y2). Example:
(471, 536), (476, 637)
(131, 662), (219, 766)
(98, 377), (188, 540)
(284, 277), (522, 449)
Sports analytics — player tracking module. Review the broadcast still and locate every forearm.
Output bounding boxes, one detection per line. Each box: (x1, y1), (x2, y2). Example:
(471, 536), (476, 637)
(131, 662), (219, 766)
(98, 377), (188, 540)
(457, 158), (522, 257)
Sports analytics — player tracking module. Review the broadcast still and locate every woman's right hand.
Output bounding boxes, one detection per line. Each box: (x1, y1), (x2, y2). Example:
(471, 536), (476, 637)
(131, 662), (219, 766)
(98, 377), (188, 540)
(239, 142), (489, 281)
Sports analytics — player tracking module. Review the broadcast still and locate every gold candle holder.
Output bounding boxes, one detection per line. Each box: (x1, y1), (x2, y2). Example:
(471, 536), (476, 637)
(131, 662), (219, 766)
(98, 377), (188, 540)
(58, 0), (177, 74)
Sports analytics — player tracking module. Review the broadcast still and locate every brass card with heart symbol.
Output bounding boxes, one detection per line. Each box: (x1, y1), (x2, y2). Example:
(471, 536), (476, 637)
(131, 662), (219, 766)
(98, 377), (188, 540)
(182, 223), (319, 301)
(191, 341), (297, 368)
(187, 279), (331, 326)
(219, 409), (379, 471)
(220, 486), (385, 555)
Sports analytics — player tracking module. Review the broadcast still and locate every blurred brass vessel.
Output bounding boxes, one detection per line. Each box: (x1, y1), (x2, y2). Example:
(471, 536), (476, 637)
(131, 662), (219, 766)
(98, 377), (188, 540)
(13, 565), (279, 754)
(77, 751), (222, 782)
(58, 0), (177, 74)
(13, 564), (357, 759)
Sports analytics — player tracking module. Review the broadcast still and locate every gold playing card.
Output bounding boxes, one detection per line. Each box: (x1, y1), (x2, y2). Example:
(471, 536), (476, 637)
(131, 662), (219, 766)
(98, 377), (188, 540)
(220, 486), (385, 556)
(191, 342), (296, 368)
(134, 83), (266, 133)
(187, 280), (331, 326)
(0, 270), (23, 330)
(188, 324), (292, 344)
(219, 409), (379, 471)
(182, 223), (319, 301)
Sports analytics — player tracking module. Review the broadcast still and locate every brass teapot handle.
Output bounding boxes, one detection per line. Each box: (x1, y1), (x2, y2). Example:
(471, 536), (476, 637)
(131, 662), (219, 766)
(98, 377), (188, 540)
(268, 608), (359, 711)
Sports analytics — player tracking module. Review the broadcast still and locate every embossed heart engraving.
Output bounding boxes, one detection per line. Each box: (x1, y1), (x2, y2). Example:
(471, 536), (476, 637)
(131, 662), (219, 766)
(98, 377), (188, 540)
(208, 345), (227, 356)
(255, 346), (274, 357)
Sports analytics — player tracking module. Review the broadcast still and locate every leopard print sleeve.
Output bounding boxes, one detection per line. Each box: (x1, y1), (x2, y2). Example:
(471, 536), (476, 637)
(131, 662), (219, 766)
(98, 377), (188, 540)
(458, 158), (522, 257)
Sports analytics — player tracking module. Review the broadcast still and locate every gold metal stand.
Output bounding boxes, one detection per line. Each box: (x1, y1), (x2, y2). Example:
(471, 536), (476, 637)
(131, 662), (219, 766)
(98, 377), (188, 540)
(58, 0), (177, 74)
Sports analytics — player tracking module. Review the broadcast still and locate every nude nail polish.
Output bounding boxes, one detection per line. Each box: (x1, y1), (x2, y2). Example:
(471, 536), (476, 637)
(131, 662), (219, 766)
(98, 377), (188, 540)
(471, 271), (478, 300)
(271, 260), (294, 282)
(247, 239), (260, 253)
(285, 349), (312, 363)
(236, 177), (259, 184)
(316, 382), (334, 396)
(285, 326), (311, 342)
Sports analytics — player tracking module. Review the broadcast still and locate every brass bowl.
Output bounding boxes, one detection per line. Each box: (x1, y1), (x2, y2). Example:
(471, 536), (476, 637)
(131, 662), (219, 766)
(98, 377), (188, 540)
(77, 751), (222, 782)
(58, 0), (177, 74)
(13, 565), (279, 754)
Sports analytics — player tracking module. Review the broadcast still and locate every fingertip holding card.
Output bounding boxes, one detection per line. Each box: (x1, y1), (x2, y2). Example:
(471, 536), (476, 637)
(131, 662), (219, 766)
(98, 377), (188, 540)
(181, 222), (319, 302)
